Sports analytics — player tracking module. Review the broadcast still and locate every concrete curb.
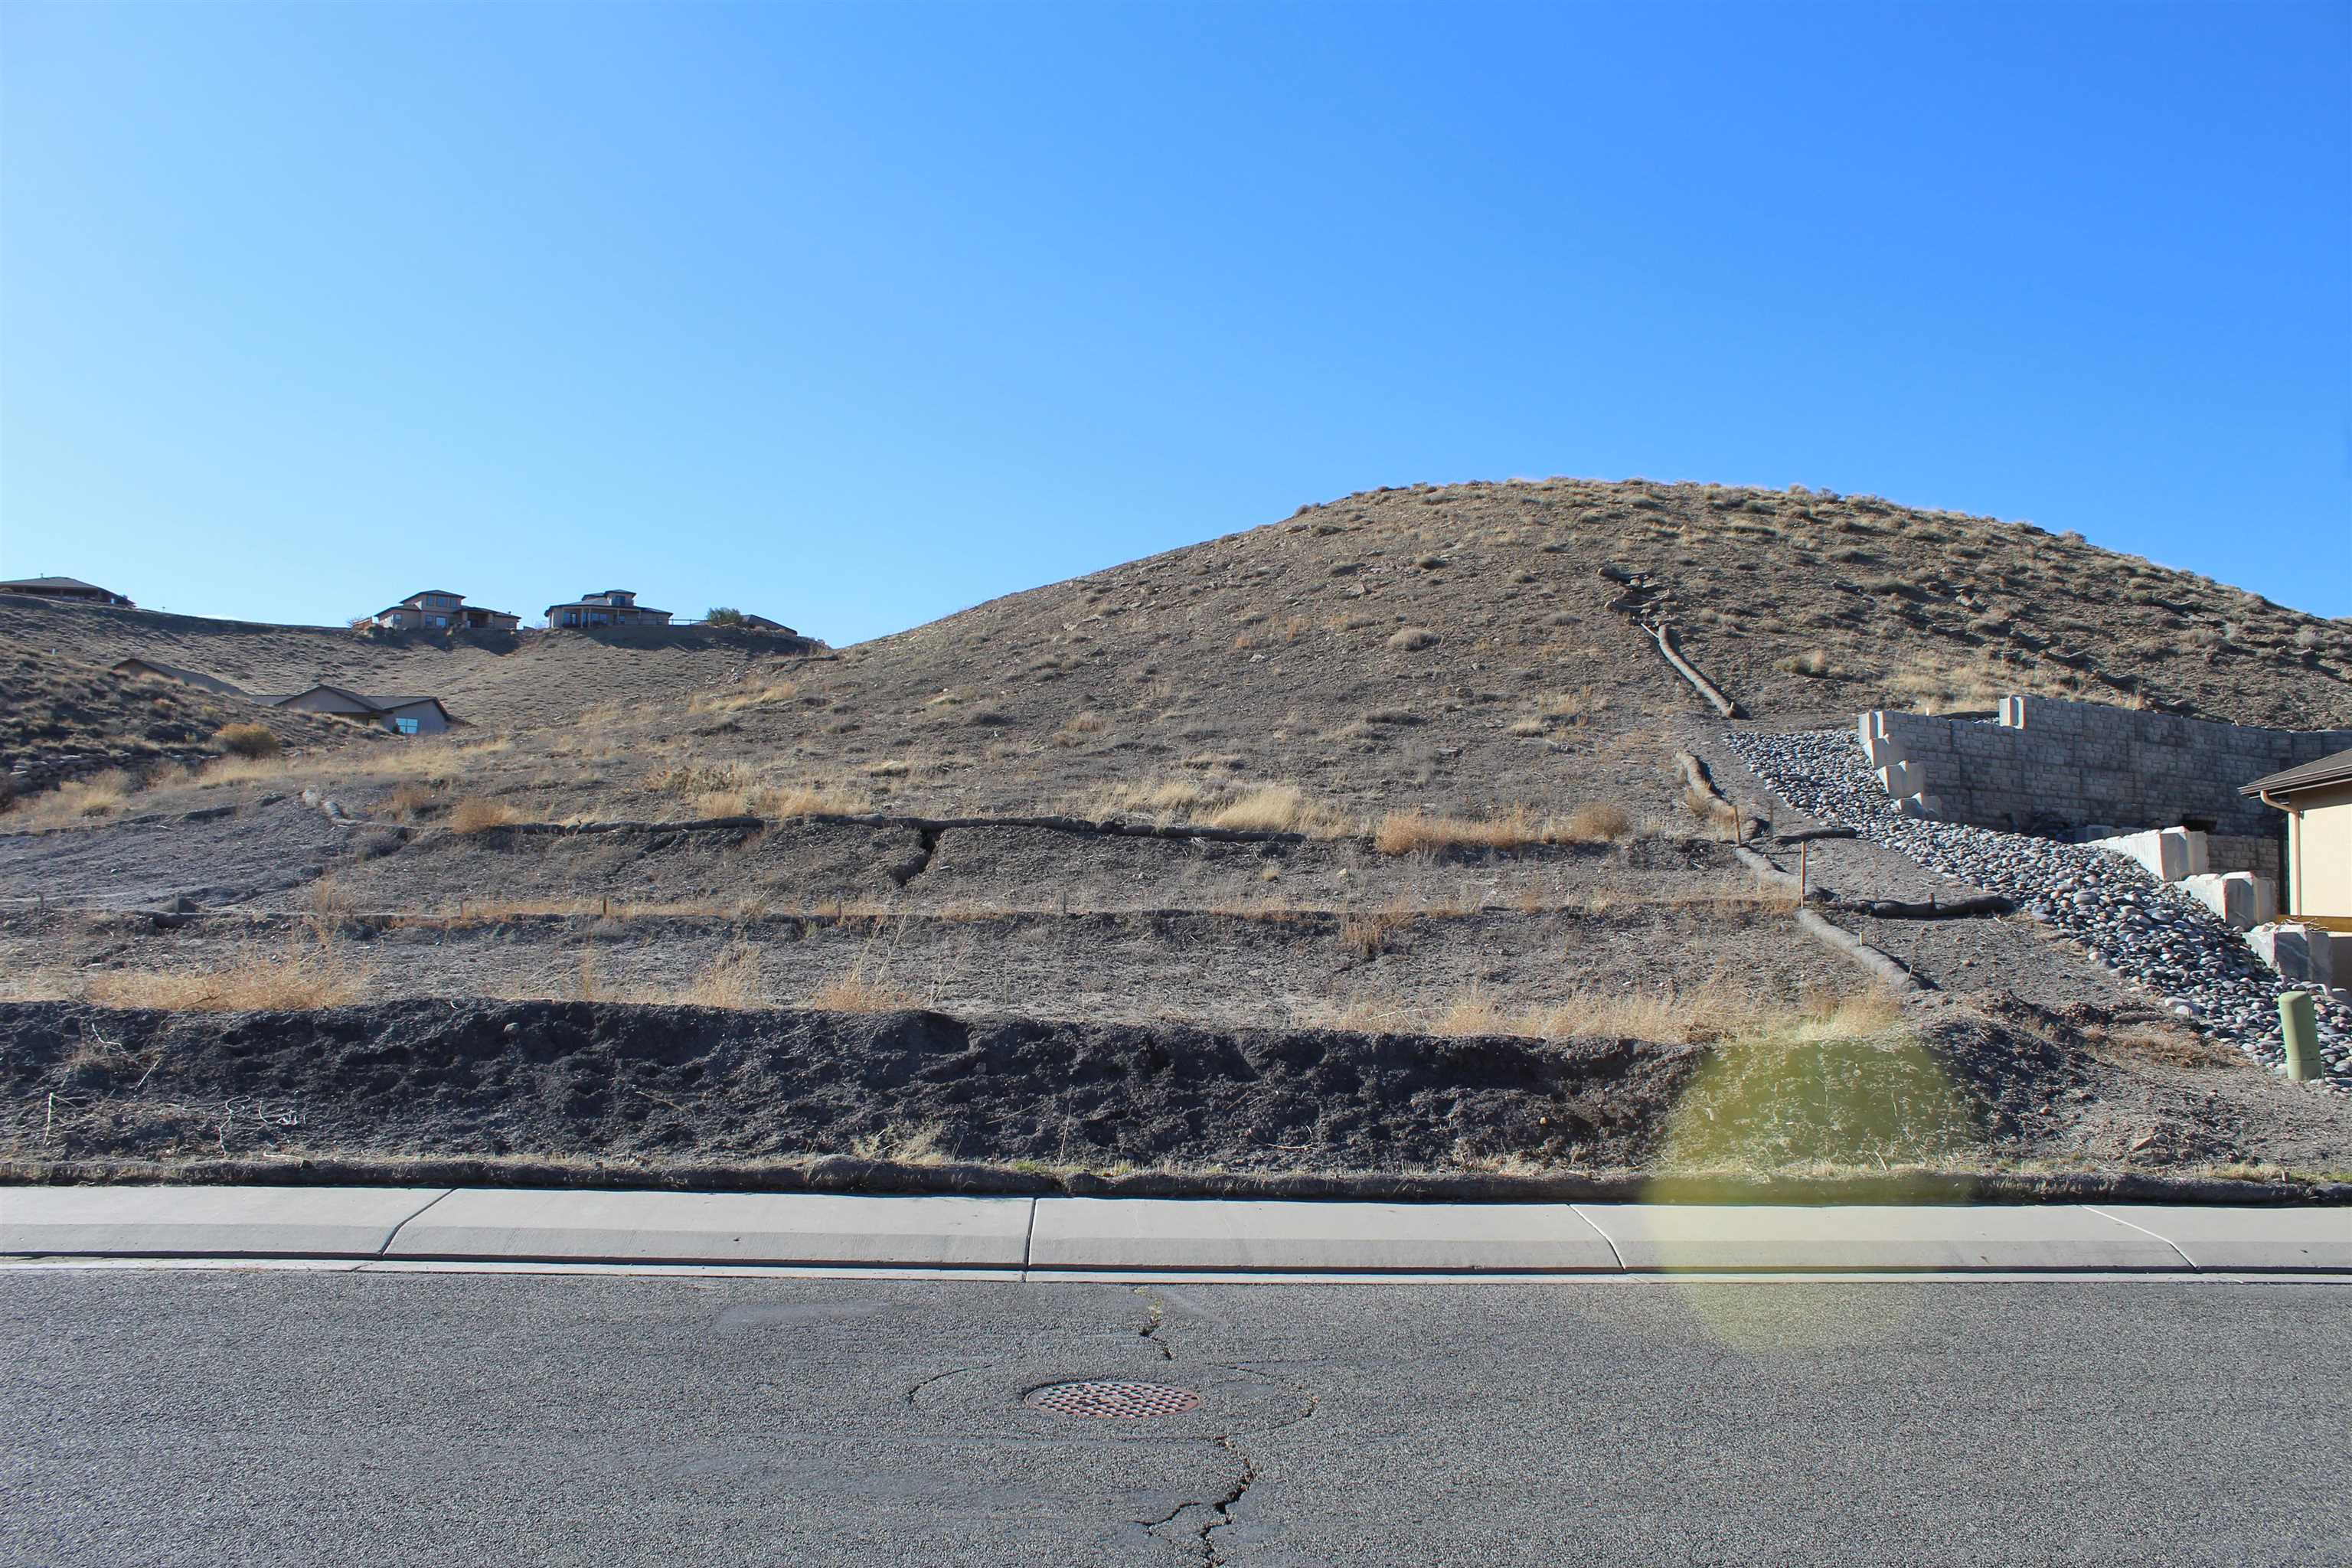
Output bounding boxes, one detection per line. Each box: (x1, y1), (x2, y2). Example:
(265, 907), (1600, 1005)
(5, 1158), (2348, 1208)
(3, 1187), (2345, 1274)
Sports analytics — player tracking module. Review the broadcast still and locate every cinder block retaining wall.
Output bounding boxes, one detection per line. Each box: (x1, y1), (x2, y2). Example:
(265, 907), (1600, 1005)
(1857, 695), (2352, 841)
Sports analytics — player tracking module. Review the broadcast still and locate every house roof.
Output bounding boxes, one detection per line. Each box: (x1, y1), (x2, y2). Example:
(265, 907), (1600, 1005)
(2242, 746), (2352, 799)
(261, 684), (451, 719)
(374, 601), (518, 619)
(546, 599), (671, 615)
(401, 590), (466, 601)
(1, 576), (121, 595)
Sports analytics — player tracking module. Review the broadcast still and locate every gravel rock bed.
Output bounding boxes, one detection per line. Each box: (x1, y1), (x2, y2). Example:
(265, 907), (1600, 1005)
(1726, 729), (2352, 1093)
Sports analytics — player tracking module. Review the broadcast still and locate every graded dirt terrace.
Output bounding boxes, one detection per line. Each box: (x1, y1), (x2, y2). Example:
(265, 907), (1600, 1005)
(3, 479), (2347, 1187)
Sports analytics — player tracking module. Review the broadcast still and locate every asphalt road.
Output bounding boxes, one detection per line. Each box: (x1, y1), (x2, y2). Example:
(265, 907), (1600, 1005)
(2, 1269), (2345, 1566)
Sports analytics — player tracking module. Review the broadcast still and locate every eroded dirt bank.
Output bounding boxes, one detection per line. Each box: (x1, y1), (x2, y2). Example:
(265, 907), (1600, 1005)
(5, 998), (2344, 1181)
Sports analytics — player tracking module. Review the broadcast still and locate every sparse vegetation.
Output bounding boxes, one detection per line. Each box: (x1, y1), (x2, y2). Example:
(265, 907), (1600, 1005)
(84, 952), (368, 1011)
(448, 796), (520, 834)
(214, 723), (281, 760)
(1371, 802), (1638, 854)
(806, 971), (917, 1012)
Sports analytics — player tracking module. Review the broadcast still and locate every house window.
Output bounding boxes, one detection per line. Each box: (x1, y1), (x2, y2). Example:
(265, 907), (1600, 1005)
(394, 717), (421, 735)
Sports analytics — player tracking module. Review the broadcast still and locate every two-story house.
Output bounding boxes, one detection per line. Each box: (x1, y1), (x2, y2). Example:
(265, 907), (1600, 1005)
(544, 589), (674, 629)
(364, 590), (522, 632)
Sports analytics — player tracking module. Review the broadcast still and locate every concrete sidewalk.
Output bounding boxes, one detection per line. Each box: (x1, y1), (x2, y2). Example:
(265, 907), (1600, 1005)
(4, 1186), (2346, 1274)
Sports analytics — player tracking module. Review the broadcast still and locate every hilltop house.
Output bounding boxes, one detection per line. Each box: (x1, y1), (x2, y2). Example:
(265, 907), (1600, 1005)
(260, 684), (452, 736)
(545, 589), (672, 629)
(362, 590), (521, 632)
(0, 576), (134, 608)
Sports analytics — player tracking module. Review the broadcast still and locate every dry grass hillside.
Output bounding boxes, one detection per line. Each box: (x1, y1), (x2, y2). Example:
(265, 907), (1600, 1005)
(528, 477), (2352, 828)
(8, 479), (2345, 838)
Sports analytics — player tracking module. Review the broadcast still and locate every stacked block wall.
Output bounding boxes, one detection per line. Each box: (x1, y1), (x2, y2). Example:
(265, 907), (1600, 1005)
(1858, 696), (2352, 839)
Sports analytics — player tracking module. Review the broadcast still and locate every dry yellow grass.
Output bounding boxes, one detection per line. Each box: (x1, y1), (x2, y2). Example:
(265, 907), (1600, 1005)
(1410, 980), (1903, 1047)
(6, 769), (135, 828)
(448, 796), (520, 834)
(645, 761), (752, 795)
(214, 722), (280, 760)
(1563, 802), (1635, 842)
(1081, 777), (1203, 818)
(673, 945), (765, 1009)
(805, 971), (917, 1012)
(686, 679), (799, 716)
(753, 781), (871, 817)
(84, 954), (368, 1011)
(1373, 805), (1557, 854)
(848, 1121), (951, 1164)
(384, 781), (443, 819)
(1201, 783), (1341, 835)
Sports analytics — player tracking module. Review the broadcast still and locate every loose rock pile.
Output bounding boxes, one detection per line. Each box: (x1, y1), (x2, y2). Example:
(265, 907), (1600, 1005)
(1726, 729), (2351, 1092)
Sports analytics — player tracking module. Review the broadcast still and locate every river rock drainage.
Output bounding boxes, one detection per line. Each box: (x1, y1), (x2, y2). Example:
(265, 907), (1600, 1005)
(1026, 1380), (1204, 1419)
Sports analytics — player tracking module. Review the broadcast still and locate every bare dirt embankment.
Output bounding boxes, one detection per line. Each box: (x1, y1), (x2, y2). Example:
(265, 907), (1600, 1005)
(6, 993), (2347, 1190)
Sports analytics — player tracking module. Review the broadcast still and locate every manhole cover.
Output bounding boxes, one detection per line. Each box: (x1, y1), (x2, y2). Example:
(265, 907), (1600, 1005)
(1024, 1380), (1203, 1419)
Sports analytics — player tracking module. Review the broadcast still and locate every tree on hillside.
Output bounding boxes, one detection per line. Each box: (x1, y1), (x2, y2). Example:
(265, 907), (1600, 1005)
(704, 607), (746, 627)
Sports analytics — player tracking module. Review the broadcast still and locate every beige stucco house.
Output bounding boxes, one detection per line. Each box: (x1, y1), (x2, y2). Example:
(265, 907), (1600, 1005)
(364, 590), (522, 632)
(2243, 747), (2352, 923)
(545, 589), (671, 629)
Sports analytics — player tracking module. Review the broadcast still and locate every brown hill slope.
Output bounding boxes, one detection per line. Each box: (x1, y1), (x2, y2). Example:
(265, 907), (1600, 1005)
(540, 477), (2350, 828)
(6, 479), (2345, 838)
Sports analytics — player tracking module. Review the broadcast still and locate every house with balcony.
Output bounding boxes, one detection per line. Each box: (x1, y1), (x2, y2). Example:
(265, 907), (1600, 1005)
(362, 590), (522, 632)
(544, 588), (673, 629)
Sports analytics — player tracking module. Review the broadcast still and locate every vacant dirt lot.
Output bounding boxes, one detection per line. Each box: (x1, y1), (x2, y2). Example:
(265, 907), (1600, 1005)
(3, 479), (2345, 1187)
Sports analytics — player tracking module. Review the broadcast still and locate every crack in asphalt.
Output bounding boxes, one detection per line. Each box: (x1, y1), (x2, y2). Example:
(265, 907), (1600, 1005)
(1137, 1289), (1174, 1361)
(1131, 1288), (1273, 1565)
(1201, 1435), (1256, 1566)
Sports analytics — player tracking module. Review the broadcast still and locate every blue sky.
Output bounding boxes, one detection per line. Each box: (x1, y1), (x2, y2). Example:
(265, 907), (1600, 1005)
(2, 2), (2345, 640)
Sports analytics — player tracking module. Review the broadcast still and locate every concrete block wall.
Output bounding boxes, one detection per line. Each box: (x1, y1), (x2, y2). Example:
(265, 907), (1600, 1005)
(2247, 924), (2338, 990)
(1857, 697), (2352, 840)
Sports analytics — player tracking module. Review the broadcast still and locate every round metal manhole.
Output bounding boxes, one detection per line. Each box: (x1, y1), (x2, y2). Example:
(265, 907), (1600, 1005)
(1024, 1380), (1203, 1419)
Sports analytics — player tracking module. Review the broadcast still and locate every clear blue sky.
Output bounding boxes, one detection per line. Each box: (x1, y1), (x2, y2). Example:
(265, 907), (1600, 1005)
(2, 2), (2346, 640)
